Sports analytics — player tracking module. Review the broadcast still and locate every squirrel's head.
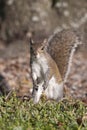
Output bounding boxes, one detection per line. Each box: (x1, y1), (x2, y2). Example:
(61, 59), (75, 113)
(30, 39), (48, 59)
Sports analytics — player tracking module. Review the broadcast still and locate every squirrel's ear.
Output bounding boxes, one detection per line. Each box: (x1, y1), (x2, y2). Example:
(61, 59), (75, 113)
(42, 39), (48, 49)
(30, 38), (34, 45)
(43, 39), (48, 45)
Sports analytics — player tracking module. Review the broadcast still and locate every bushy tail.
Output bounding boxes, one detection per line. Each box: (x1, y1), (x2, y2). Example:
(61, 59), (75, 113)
(47, 29), (82, 81)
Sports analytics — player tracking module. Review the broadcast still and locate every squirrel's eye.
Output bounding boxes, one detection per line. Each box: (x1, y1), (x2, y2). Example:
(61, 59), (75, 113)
(41, 46), (44, 50)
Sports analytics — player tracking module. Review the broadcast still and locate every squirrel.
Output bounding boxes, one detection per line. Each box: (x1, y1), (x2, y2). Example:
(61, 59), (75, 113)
(30, 29), (82, 104)
(30, 41), (63, 103)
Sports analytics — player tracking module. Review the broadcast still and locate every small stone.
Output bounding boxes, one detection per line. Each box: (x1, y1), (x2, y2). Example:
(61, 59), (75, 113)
(64, 10), (70, 17)
(55, 2), (62, 8)
(7, 0), (14, 5)
(32, 16), (39, 22)
(62, 2), (68, 7)
(72, 85), (77, 90)
(55, 2), (68, 8)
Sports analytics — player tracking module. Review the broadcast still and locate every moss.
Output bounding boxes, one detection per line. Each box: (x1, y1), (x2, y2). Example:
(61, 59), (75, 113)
(0, 95), (87, 130)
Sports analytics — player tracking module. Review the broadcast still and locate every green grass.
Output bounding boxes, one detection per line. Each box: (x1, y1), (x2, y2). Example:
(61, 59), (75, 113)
(0, 94), (87, 130)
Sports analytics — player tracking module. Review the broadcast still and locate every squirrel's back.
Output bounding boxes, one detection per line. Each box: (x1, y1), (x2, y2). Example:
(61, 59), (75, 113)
(46, 29), (82, 81)
(43, 50), (62, 83)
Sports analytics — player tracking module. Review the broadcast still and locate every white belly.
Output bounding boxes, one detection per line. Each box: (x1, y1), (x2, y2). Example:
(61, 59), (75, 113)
(44, 76), (63, 100)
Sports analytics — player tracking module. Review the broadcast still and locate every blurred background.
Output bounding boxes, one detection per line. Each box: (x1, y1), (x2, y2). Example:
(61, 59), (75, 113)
(0, 0), (87, 101)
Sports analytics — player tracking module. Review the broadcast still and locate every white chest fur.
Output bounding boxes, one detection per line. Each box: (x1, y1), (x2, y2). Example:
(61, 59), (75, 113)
(37, 53), (48, 74)
(32, 61), (41, 81)
(32, 54), (48, 81)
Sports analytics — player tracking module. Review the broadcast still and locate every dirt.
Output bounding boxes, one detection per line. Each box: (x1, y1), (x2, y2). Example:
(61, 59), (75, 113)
(0, 0), (87, 101)
(65, 52), (87, 101)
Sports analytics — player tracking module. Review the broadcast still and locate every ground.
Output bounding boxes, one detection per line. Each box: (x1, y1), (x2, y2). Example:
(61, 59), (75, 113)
(0, 0), (87, 104)
(0, 44), (87, 102)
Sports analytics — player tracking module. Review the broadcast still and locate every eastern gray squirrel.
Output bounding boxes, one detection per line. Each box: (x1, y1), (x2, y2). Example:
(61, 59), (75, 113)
(30, 29), (82, 104)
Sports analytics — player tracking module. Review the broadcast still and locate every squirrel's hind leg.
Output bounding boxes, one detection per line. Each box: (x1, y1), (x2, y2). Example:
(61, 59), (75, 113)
(44, 76), (63, 101)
